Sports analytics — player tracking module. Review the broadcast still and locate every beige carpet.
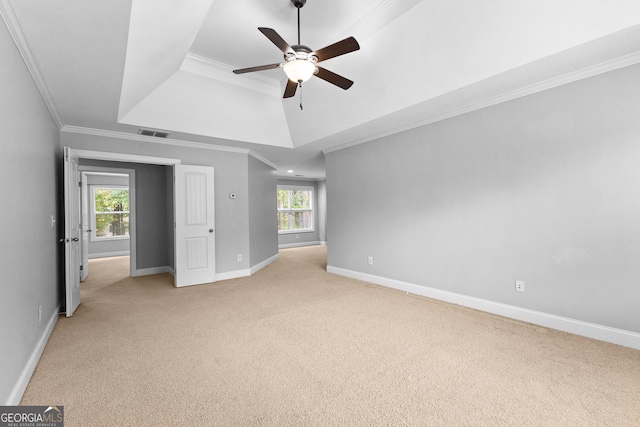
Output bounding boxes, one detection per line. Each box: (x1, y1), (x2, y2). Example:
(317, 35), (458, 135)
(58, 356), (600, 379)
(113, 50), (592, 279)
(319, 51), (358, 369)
(22, 246), (640, 426)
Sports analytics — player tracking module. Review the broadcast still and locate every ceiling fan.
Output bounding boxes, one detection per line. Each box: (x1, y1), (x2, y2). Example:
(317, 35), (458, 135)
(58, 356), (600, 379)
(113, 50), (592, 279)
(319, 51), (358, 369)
(232, 0), (360, 99)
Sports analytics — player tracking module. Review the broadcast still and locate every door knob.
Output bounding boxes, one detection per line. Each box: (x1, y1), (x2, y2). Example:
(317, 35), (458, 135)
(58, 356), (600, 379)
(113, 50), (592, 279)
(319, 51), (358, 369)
(72, 237), (79, 242)
(209, 229), (214, 233)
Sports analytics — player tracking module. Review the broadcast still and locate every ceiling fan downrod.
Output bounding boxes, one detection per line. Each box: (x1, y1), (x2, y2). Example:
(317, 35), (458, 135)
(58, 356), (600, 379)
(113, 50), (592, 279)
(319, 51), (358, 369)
(292, 0), (306, 45)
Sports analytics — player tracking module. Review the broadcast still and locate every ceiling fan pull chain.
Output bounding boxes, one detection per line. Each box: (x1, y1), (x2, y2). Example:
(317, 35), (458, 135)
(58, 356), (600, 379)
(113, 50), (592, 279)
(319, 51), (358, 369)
(299, 83), (303, 110)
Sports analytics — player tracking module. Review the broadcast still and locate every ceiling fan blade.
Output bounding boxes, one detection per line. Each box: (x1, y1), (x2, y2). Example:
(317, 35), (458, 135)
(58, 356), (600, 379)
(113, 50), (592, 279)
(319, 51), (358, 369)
(283, 79), (298, 98)
(258, 27), (294, 55)
(232, 63), (281, 74)
(312, 37), (360, 63)
(314, 67), (354, 90)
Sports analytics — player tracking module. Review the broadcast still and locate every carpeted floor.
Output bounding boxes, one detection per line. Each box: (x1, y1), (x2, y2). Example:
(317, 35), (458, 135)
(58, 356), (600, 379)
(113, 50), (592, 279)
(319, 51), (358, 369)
(21, 246), (640, 426)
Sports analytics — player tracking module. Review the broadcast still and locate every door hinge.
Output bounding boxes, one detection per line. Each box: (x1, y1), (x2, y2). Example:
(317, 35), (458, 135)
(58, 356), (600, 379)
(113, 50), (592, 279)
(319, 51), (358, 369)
(80, 265), (83, 271)
(79, 181), (82, 187)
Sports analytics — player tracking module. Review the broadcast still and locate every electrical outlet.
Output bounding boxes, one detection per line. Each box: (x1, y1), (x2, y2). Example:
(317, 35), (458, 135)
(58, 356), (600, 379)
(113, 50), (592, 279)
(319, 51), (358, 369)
(237, 254), (243, 262)
(51, 215), (56, 228)
(367, 256), (373, 265)
(515, 280), (525, 293)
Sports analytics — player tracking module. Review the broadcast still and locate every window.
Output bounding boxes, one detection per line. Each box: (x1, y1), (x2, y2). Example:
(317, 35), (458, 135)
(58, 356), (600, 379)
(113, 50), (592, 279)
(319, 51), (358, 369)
(91, 186), (130, 240)
(277, 186), (314, 233)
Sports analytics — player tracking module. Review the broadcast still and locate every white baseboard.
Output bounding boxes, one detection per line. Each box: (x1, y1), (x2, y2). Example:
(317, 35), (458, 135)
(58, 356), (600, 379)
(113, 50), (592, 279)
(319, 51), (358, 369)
(250, 253), (279, 275)
(88, 251), (130, 259)
(135, 266), (172, 276)
(327, 265), (640, 351)
(279, 241), (325, 249)
(216, 269), (250, 281)
(162, 254), (280, 283)
(215, 253), (280, 281)
(6, 306), (59, 405)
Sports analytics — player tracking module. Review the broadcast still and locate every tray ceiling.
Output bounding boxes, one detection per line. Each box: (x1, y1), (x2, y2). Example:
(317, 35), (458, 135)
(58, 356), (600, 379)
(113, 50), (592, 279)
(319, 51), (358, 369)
(4, 0), (640, 177)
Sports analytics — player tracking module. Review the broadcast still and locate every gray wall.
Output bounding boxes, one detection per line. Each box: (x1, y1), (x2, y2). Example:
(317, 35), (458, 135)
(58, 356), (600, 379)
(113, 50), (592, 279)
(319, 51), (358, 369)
(85, 173), (130, 257)
(248, 156), (278, 267)
(80, 160), (170, 269)
(277, 179), (326, 247)
(0, 22), (62, 404)
(134, 163), (168, 269)
(326, 63), (640, 334)
(62, 132), (252, 274)
(317, 180), (327, 243)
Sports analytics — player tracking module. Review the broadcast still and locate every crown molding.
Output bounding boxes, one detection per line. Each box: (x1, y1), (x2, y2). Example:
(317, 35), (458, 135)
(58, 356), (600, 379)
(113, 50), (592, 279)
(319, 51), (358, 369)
(62, 125), (248, 153)
(248, 151), (278, 170)
(323, 51), (640, 155)
(61, 125), (280, 170)
(0, 0), (64, 129)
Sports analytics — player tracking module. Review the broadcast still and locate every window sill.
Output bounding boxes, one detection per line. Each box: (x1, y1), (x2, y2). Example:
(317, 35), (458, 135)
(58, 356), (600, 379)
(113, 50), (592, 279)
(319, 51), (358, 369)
(90, 236), (131, 242)
(278, 229), (315, 235)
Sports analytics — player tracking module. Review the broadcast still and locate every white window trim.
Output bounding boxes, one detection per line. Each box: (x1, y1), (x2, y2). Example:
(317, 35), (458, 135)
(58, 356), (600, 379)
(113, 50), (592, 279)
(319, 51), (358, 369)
(278, 185), (315, 234)
(90, 185), (130, 242)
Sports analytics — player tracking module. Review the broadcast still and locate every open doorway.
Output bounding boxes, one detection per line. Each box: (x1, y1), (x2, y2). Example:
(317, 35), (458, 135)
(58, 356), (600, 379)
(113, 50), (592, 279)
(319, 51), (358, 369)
(79, 168), (134, 281)
(64, 148), (216, 315)
(64, 148), (181, 316)
(77, 158), (176, 283)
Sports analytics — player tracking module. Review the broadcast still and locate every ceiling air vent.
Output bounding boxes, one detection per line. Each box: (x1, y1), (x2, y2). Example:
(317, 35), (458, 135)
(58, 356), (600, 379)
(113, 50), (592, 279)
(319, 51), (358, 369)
(138, 128), (170, 138)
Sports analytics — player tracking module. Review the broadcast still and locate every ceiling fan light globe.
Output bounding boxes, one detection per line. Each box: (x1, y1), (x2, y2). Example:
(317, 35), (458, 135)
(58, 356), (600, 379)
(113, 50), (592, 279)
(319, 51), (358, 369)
(283, 59), (316, 83)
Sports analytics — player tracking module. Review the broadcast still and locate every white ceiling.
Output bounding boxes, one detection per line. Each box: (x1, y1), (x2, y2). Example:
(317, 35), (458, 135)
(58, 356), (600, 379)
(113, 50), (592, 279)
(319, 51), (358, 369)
(4, 0), (640, 179)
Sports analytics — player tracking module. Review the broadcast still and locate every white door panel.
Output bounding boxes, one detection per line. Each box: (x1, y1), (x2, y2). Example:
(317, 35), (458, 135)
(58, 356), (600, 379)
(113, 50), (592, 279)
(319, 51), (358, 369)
(174, 165), (215, 287)
(64, 147), (81, 316)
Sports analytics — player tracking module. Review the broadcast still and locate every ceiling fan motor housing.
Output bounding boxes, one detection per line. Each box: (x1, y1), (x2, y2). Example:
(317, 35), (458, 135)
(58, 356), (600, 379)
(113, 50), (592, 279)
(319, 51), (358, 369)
(292, 0), (306, 8)
(285, 44), (317, 62)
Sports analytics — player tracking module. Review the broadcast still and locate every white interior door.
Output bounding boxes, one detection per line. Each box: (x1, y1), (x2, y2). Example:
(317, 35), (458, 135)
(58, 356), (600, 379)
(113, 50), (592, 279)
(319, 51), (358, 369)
(64, 147), (81, 316)
(80, 172), (89, 281)
(174, 165), (215, 287)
